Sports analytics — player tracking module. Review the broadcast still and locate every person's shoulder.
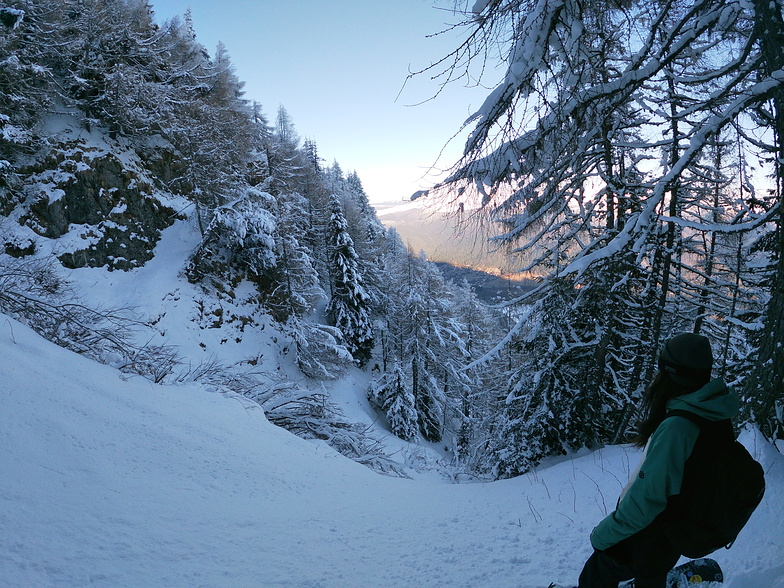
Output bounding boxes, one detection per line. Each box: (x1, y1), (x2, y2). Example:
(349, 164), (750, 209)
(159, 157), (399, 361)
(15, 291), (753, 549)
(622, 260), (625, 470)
(650, 413), (701, 446)
(662, 412), (701, 431)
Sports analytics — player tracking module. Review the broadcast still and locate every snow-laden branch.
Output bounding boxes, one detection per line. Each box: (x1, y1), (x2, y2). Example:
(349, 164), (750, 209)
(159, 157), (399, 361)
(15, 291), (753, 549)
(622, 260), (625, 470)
(659, 205), (778, 233)
(456, 0), (736, 182)
(560, 67), (784, 277)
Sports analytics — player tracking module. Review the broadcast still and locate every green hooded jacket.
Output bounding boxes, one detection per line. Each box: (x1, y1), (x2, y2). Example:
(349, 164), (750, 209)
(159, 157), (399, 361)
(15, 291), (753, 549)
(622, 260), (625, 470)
(590, 378), (740, 551)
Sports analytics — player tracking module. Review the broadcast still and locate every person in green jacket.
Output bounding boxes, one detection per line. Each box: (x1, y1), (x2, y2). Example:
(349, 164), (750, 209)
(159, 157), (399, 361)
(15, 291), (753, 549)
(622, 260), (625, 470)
(577, 333), (740, 588)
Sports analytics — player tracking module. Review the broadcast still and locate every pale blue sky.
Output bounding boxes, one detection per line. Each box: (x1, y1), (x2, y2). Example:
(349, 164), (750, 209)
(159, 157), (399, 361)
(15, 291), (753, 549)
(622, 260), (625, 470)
(150, 0), (492, 204)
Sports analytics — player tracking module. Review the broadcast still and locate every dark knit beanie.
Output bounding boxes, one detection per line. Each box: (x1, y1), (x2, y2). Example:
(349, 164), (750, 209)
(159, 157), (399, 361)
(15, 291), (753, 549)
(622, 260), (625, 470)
(658, 333), (713, 388)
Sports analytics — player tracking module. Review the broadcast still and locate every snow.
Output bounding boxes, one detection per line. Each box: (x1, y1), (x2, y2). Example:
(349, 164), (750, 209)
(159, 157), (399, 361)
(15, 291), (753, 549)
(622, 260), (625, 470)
(1, 174), (782, 586)
(471, 0), (492, 15)
(1, 308), (782, 587)
(1, 123), (31, 144)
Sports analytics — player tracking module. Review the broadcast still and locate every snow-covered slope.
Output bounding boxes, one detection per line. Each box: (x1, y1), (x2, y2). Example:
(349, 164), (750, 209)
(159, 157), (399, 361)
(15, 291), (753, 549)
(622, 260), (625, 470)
(31, 205), (289, 372)
(1, 316), (782, 587)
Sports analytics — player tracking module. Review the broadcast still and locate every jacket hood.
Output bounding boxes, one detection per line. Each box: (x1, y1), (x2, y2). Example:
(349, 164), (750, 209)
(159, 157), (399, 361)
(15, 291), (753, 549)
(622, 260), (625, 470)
(667, 378), (739, 421)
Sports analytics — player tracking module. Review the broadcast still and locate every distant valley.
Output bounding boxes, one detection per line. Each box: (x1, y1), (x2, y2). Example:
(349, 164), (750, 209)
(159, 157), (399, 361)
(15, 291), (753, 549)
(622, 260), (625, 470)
(433, 262), (536, 304)
(375, 201), (520, 270)
(375, 201), (537, 304)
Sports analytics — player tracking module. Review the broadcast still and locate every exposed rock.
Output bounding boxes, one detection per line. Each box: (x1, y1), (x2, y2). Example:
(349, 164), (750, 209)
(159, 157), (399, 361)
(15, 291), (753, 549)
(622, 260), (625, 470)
(19, 141), (181, 270)
(137, 136), (192, 195)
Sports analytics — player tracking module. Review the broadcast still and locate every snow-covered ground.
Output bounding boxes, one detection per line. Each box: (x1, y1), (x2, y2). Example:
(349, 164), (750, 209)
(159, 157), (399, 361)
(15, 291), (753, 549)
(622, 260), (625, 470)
(1, 314), (782, 587)
(2, 215), (783, 587)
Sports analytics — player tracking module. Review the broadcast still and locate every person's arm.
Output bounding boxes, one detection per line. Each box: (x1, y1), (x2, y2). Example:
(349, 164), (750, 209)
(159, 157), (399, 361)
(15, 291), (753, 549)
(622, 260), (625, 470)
(589, 416), (700, 551)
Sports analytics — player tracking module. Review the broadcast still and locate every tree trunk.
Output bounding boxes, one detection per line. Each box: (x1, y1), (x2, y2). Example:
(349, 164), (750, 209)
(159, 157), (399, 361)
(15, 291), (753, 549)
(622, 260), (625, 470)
(744, 0), (784, 439)
(651, 74), (682, 349)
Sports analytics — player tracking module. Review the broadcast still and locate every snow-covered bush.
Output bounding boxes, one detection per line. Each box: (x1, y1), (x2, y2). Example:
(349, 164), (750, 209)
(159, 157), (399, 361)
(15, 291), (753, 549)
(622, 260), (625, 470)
(291, 321), (353, 380)
(205, 190), (278, 275)
(244, 378), (408, 478)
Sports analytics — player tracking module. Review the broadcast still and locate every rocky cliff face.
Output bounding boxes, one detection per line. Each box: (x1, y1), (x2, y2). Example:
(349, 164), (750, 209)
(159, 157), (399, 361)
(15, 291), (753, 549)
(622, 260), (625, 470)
(4, 138), (179, 271)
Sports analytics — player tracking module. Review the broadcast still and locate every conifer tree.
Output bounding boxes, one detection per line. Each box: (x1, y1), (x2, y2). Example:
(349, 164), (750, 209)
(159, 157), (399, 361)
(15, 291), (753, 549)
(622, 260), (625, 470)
(274, 190), (325, 318)
(325, 193), (374, 366)
(742, 0), (784, 440)
(368, 362), (418, 441)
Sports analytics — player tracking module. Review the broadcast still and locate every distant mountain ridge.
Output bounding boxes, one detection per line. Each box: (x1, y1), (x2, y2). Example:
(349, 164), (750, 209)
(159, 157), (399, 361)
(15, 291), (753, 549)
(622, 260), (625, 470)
(375, 202), (523, 272)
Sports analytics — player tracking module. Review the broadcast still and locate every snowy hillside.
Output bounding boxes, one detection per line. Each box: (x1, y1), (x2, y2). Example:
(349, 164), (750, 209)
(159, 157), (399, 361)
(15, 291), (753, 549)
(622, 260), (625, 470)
(1, 314), (782, 587)
(2, 3), (784, 585)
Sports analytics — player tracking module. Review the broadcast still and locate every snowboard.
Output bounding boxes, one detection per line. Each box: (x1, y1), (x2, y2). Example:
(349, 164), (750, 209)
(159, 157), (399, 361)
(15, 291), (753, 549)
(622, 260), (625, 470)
(620, 557), (724, 587)
(548, 557), (723, 588)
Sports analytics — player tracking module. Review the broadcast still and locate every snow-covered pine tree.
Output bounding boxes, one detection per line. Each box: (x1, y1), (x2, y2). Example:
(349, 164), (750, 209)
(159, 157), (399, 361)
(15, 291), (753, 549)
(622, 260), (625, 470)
(488, 277), (587, 476)
(368, 361), (418, 441)
(325, 193), (374, 366)
(322, 164), (386, 312)
(274, 190), (326, 318)
(369, 228), (483, 446)
(392, 252), (475, 443)
(263, 115), (332, 289)
(0, 1), (50, 191)
(173, 40), (253, 214)
(444, 277), (504, 471)
(403, 268), (445, 443)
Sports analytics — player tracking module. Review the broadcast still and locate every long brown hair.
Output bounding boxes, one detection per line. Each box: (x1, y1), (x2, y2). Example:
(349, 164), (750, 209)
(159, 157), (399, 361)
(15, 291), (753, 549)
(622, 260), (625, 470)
(633, 371), (705, 447)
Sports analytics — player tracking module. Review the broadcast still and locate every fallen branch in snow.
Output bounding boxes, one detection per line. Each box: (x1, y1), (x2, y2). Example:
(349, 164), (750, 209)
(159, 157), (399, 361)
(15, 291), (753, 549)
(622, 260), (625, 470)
(257, 389), (411, 479)
(0, 255), (156, 372)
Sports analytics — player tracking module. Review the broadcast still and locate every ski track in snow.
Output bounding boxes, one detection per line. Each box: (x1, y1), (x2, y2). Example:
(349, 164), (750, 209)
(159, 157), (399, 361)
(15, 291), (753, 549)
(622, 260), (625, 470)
(1, 317), (782, 588)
